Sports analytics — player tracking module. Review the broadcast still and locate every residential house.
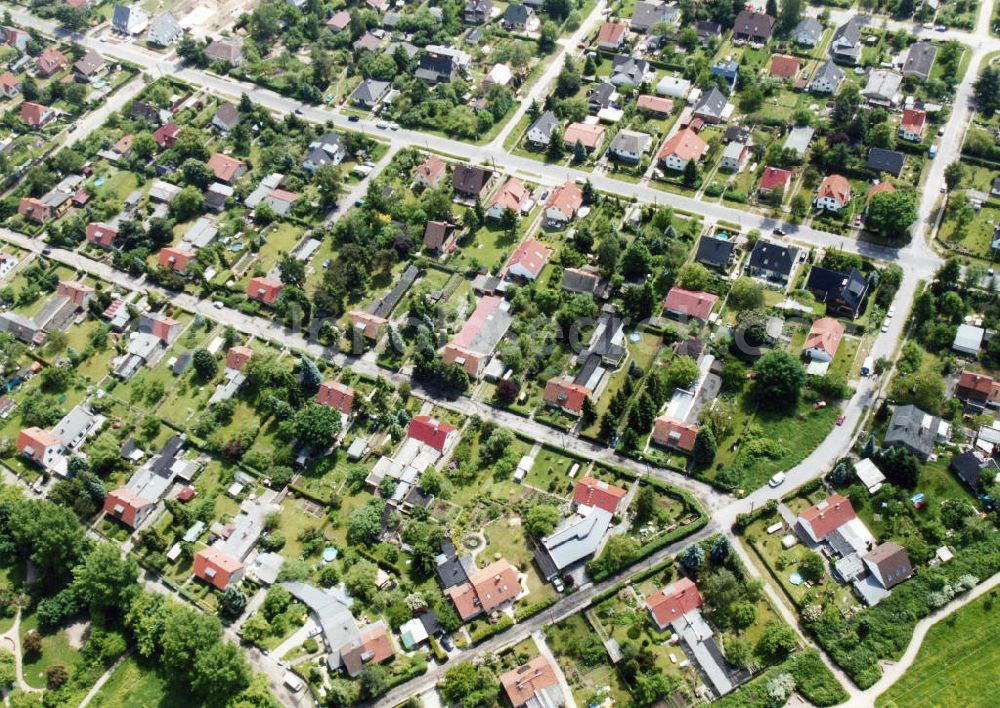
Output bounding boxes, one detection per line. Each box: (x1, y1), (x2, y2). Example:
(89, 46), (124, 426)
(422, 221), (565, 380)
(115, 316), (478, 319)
(866, 181), (896, 212)
(758, 166), (792, 200)
(207, 153), (247, 183)
(194, 500), (278, 590)
(868, 147), (905, 178)
(652, 416), (699, 453)
(770, 54), (800, 80)
(657, 128), (708, 171)
(663, 287), (718, 322)
(86, 222), (118, 249)
(20, 102), (55, 128)
(587, 83), (617, 112)
(542, 376), (590, 416)
(112, 4), (149, 34)
(326, 10), (351, 33)
(898, 108), (927, 142)
(636, 94), (673, 117)
(103, 488), (156, 528)
(693, 87), (729, 123)
(16, 427), (63, 471)
(526, 110), (560, 147)
(413, 154), (446, 189)
(955, 370), (1000, 409)
(953, 323), (985, 355)
(226, 346), (253, 372)
(246, 276), (283, 305)
(862, 69), (903, 107)
(805, 266), (869, 318)
(453, 165), (494, 200)
(352, 31), (385, 54)
(316, 380), (354, 417)
(17, 197), (52, 223)
(573, 476), (626, 513)
(302, 132), (345, 172)
(733, 11), (775, 43)
(597, 22), (628, 51)
(655, 75), (691, 98)
(504, 238), (552, 281)
(0, 72), (19, 98)
(808, 60), (845, 94)
(416, 52), (456, 84)
(631, 1), (678, 31)
(502, 4), (534, 30)
(646, 577), (702, 631)
(486, 177), (531, 220)
(563, 122), (605, 152)
(423, 221), (457, 253)
(3, 27), (30, 53)
(902, 41), (938, 81)
(609, 55), (651, 87)
(951, 449), (1000, 493)
(447, 559), (521, 620)
(746, 240), (798, 285)
(441, 295), (512, 378)
(863, 542), (913, 590)
(830, 19), (862, 64)
(463, 0), (492, 24)
(140, 313), (182, 344)
(211, 102), (240, 133)
(720, 141), (748, 171)
(695, 21), (722, 45)
(351, 79), (390, 108)
(205, 182), (233, 213)
(148, 12), (183, 46)
(797, 494), (856, 543)
(783, 125), (814, 157)
(131, 100), (164, 126)
(561, 266), (603, 296)
(500, 656), (566, 708)
(791, 17), (823, 47)
(534, 505), (613, 581)
(544, 181), (584, 225)
(73, 51), (106, 82)
(803, 316), (844, 362)
(35, 48), (67, 77)
(815, 174), (852, 211)
(262, 189), (298, 218)
(695, 235), (735, 271)
(205, 38), (244, 67)
(408, 415), (458, 452)
(609, 129), (652, 164)
(711, 60), (739, 90)
(885, 404), (948, 461)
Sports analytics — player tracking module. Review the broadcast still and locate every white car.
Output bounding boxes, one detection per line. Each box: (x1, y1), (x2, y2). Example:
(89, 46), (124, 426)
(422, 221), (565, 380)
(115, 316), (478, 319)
(768, 472), (786, 488)
(881, 322), (889, 333)
(213, 301), (224, 309)
(887, 306), (895, 318)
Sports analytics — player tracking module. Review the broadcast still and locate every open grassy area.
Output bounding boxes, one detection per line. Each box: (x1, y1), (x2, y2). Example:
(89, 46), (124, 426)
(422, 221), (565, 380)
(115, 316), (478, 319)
(89, 655), (188, 708)
(19, 612), (83, 690)
(877, 590), (1000, 708)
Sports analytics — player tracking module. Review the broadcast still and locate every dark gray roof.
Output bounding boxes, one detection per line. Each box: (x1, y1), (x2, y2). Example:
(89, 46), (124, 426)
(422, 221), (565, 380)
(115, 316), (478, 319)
(503, 3), (531, 25)
(695, 20), (721, 39)
(694, 87), (727, 118)
(811, 60), (845, 88)
(884, 405), (937, 458)
(950, 450), (999, 492)
(529, 110), (559, 137)
(832, 18), (861, 47)
(868, 147), (905, 176)
(903, 41), (938, 78)
(453, 165), (493, 194)
(734, 10), (775, 39)
(748, 239), (797, 275)
(631, 1), (676, 30)
(792, 17), (823, 44)
(352, 79), (389, 105)
(806, 266), (868, 313)
(696, 236), (735, 268)
(369, 264), (419, 318)
(588, 82), (617, 107)
(610, 55), (649, 85)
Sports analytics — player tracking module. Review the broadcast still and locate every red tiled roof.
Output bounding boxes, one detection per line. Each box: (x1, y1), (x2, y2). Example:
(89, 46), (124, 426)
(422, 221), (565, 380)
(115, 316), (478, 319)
(658, 128), (709, 163)
(563, 122), (605, 149)
(86, 222), (117, 247)
(543, 376), (589, 412)
(799, 494), (856, 541)
(20, 102), (51, 127)
(415, 154), (446, 185)
(770, 54), (800, 78)
(504, 238), (552, 279)
(663, 287), (718, 320)
(866, 180), (896, 207)
(448, 559), (521, 619)
(207, 153), (246, 182)
(408, 415), (456, 452)
(194, 547), (243, 590)
(900, 108), (926, 134)
(544, 182), (583, 220)
(246, 276), (283, 304)
(316, 380), (354, 415)
(817, 174), (852, 206)
(489, 177), (530, 213)
(103, 488), (153, 527)
(597, 22), (628, 45)
(652, 416), (699, 452)
(158, 246), (195, 273)
(17, 427), (60, 462)
(153, 122), (179, 148)
(760, 166), (792, 192)
(803, 316), (845, 358)
(500, 656), (560, 708)
(572, 476), (626, 513)
(636, 95), (673, 114)
(226, 345), (253, 372)
(645, 577), (702, 628)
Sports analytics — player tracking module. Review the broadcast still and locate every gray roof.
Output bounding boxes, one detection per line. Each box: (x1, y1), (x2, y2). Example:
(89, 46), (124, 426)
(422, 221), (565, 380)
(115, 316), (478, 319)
(884, 404), (938, 458)
(352, 79), (390, 105)
(282, 582), (358, 670)
(148, 12), (182, 45)
(792, 17), (823, 44)
(610, 55), (649, 85)
(51, 405), (101, 449)
(903, 41), (938, 79)
(694, 87), (727, 118)
(953, 323), (984, 352)
(631, 1), (677, 31)
(810, 60), (845, 90)
(610, 129), (652, 155)
(862, 70), (903, 101)
(832, 18), (861, 48)
(783, 125), (814, 155)
(503, 3), (531, 25)
(216, 500), (279, 561)
(868, 147), (905, 176)
(539, 507), (612, 572)
(529, 110), (559, 137)
(562, 267), (600, 294)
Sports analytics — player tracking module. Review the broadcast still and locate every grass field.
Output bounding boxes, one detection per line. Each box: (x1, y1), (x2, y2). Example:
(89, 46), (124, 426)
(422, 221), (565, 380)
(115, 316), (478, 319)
(90, 655), (188, 708)
(877, 589), (1000, 708)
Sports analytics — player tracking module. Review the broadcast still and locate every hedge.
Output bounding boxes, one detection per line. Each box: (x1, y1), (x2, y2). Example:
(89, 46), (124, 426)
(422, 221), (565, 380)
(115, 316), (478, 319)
(713, 650), (848, 708)
(468, 614), (513, 644)
(513, 596), (558, 622)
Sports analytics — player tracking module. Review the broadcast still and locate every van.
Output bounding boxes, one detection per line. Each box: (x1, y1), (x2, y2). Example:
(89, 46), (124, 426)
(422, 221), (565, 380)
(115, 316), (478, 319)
(861, 356), (874, 376)
(283, 672), (304, 693)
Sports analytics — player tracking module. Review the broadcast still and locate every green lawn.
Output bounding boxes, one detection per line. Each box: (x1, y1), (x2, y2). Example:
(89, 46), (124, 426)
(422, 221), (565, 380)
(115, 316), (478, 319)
(89, 655), (189, 708)
(877, 590), (1000, 708)
(19, 612), (83, 690)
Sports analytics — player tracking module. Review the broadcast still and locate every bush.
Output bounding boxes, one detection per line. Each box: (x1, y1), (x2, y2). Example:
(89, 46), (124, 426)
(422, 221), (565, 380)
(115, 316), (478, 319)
(468, 614), (513, 644)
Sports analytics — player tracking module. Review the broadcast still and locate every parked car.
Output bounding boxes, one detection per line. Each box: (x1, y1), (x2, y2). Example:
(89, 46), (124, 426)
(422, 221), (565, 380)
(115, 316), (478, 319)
(769, 472), (786, 487)
(836, 415), (846, 426)
(348, 115), (360, 122)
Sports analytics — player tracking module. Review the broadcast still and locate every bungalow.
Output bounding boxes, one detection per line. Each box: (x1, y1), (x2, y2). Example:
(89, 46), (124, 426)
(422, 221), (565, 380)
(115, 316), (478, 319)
(866, 181), (895, 211)
(636, 94), (673, 117)
(862, 69), (903, 107)
(805, 266), (869, 319)
(353, 32), (385, 54)
(711, 59), (739, 90)
(351, 79), (390, 108)
(500, 656), (566, 708)
(414, 154), (446, 189)
(534, 505), (613, 581)
(205, 38), (244, 67)
(20, 102), (56, 129)
(211, 103), (241, 133)
(544, 181), (584, 225)
(504, 238), (552, 281)
(86, 222), (118, 249)
(349, 311), (388, 341)
(543, 376), (589, 416)
(486, 177), (531, 220)
(655, 75), (691, 99)
(733, 10), (775, 43)
(226, 345), (253, 372)
(657, 128), (708, 171)
(808, 60), (845, 94)
(561, 266), (603, 296)
(902, 41), (938, 81)
(951, 449), (1000, 493)
(423, 221), (457, 254)
(441, 295), (512, 378)
(587, 83), (617, 112)
(597, 22), (628, 51)
(35, 47), (67, 77)
(563, 122), (605, 152)
(884, 404), (948, 461)
(207, 153), (247, 183)
(408, 415), (458, 452)
(131, 100), (164, 125)
(868, 148), (905, 178)
(746, 240), (798, 286)
(447, 559), (520, 620)
(898, 108), (927, 142)
(316, 380), (354, 416)
(830, 19), (862, 65)
(246, 276), (283, 305)
(608, 129), (652, 164)
(526, 110), (560, 147)
(953, 323), (985, 355)
(652, 416), (699, 453)
(803, 316), (845, 362)
(0, 71), (19, 98)
(326, 10), (351, 32)
(791, 17), (823, 47)
(770, 54), (800, 79)
(758, 166), (792, 200)
(453, 165), (494, 200)
(695, 236), (735, 271)
(815, 174), (852, 211)
(662, 287), (718, 322)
